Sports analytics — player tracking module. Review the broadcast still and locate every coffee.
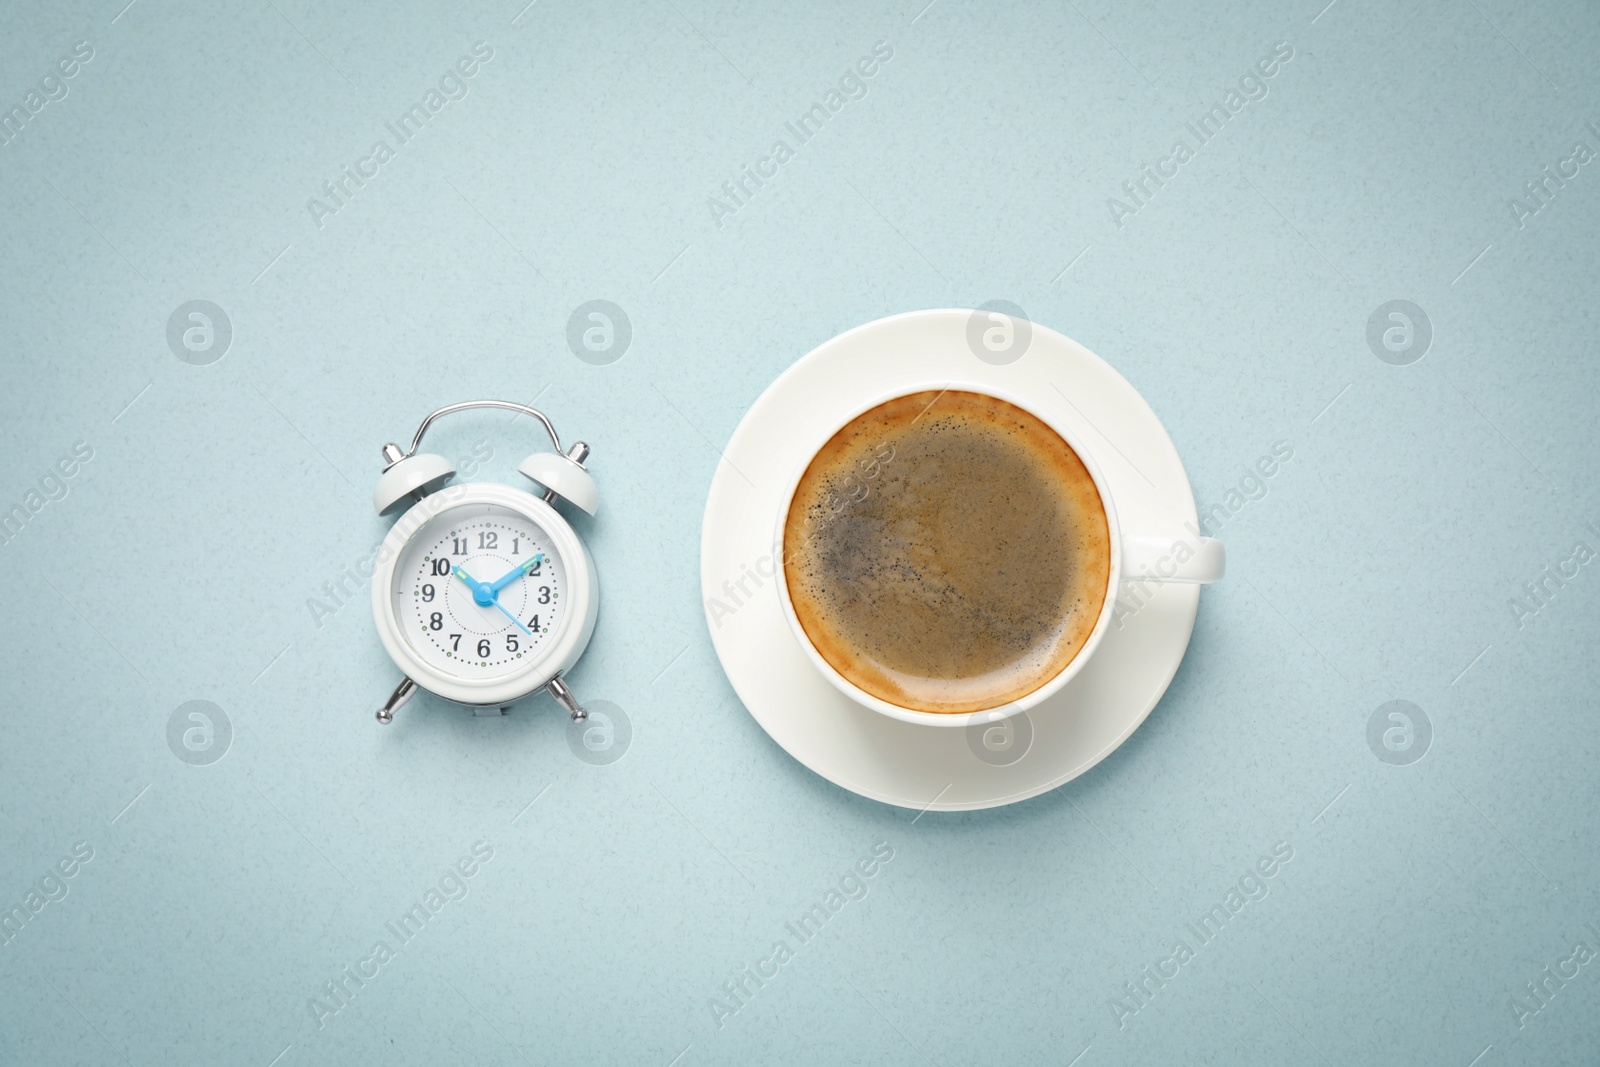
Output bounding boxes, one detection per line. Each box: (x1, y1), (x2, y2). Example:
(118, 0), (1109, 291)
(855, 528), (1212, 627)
(782, 390), (1111, 714)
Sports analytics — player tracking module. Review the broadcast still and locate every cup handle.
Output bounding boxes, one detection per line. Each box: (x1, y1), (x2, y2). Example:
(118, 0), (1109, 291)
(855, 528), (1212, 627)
(1121, 533), (1225, 584)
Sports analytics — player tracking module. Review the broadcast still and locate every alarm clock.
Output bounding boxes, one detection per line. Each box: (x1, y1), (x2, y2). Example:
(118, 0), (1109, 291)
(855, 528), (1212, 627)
(367, 400), (599, 725)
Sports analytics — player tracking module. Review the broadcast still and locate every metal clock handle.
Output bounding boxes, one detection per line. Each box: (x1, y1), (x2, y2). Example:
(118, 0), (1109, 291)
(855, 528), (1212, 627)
(403, 399), (570, 461)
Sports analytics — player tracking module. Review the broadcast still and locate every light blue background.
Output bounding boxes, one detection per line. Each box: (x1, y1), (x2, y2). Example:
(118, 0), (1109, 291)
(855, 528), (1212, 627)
(3, 0), (1598, 1064)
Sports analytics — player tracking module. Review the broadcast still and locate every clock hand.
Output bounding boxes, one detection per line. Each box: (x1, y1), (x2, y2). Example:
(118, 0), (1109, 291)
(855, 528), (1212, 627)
(489, 554), (545, 594)
(454, 563), (533, 636)
(451, 565), (493, 604)
(491, 599), (533, 636)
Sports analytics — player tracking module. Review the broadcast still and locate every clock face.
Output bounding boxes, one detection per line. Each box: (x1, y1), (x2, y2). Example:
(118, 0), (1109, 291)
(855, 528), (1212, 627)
(392, 503), (568, 679)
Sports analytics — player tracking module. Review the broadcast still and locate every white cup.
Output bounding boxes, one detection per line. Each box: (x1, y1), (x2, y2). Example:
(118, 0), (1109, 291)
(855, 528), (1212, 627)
(774, 381), (1224, 728)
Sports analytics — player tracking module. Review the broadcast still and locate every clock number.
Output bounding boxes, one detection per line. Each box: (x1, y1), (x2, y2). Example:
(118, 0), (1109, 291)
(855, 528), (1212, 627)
(449, 634), (461, 651)
(421, 583), (435, 602)
(429, 612), (443, 631)
(527, 614), (539, 631)
(527, 559), (542, 576)
(476, 639), (491, 659)
(431, 558), (450, 576)
(478, 532), (498, 550)
(506, 634), (519, 652)
(538, 586), (551, 604)
(512, 538), (519, 554)
(452, 537), (467, 555)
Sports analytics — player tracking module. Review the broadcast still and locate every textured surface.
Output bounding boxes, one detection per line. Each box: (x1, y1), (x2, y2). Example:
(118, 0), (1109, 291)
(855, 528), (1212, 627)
(2, 0), (1598, 1064)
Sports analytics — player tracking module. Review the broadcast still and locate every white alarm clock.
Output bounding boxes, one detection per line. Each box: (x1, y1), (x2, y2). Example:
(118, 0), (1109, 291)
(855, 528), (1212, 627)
(367, 400), (599, 725)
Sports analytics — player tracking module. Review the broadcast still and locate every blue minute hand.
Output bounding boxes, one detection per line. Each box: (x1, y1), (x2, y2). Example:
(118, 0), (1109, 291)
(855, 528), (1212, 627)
(489, 598), (532, 636)
(489, 554), (545, 594)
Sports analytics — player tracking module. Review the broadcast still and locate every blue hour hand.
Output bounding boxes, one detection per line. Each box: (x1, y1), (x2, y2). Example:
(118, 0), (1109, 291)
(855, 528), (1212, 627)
(451, 565), (495, 606)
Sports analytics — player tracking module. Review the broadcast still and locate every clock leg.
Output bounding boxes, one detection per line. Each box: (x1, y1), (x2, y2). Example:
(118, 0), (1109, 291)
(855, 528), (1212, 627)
(376, 677), (417, 724)
(545, 675), (587, 721)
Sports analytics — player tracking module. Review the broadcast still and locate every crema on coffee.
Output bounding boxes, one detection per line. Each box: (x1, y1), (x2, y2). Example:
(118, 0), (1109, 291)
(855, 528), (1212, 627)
(782, 390), (1111, 713)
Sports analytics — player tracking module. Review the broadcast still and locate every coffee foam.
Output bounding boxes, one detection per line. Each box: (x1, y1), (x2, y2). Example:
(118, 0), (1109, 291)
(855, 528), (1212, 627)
(782, 390), (1111, 714)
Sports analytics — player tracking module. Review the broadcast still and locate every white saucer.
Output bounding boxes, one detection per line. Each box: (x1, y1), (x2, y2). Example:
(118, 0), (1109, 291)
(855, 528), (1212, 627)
(699, 309), (1206, 811)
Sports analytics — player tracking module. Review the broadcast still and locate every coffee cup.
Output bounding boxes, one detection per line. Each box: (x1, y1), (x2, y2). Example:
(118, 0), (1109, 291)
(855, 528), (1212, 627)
(773, 382), (1223, 727)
